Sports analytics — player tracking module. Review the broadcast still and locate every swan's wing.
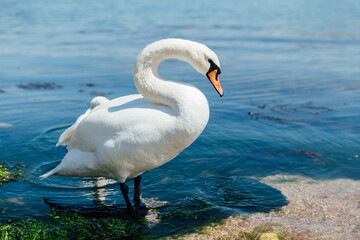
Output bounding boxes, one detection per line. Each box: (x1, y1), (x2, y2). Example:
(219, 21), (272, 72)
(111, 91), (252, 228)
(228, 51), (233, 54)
(56, 96), (110, 147)
(56, 109), (91, 147)
(47, 95), (186, 181)
(67, 94), (177, 152)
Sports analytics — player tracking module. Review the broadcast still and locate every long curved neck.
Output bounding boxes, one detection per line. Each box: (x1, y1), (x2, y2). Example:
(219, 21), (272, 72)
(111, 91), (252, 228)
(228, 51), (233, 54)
(133, 39), (204, 113)
(133, 39), (210, 138)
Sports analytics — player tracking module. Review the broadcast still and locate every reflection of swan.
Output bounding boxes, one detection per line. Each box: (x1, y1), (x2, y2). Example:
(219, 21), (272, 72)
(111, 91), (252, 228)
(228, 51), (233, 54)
(91, 177), (109, 205)
(40, 39), (223, 213)
(56, 96), (109, 146)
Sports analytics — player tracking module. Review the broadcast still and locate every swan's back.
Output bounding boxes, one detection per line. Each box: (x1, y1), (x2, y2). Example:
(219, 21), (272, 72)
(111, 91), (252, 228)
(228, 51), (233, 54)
(68, 94), (179, 153)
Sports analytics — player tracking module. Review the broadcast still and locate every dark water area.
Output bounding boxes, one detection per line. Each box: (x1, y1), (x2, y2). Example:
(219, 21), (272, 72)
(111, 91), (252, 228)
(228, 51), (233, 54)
(1, 0), (360, 238)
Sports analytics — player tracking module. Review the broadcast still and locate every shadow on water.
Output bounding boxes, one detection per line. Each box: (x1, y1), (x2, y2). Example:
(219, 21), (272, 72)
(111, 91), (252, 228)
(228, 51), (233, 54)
(40, 198), (148, 219)
(147, 176), (287, 238)
(35, 176), (287, 239)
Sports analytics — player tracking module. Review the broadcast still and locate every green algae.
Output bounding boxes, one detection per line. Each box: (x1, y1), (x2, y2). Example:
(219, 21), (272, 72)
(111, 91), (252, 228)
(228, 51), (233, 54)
(160, 199), (212, 220)
(0, 162), (24, 187)
(0, 209), (147, 240)
(0, 164), (13, 186)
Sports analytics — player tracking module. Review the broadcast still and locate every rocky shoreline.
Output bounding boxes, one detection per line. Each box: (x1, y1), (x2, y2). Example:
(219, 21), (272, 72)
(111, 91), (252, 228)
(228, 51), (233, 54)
(177, 175), (360, 240)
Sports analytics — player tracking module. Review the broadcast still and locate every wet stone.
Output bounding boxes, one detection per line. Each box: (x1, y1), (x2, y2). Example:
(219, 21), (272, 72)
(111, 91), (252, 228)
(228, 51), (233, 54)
(18, 82), (62, 90)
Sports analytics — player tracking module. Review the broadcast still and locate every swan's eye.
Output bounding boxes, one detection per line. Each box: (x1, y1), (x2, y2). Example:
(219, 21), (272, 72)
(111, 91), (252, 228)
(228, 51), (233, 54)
(208, 59), (221, 75)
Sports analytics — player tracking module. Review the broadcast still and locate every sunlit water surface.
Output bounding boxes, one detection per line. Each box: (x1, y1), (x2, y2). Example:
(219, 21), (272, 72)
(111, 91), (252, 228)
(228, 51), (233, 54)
(1, 0), (360, 237)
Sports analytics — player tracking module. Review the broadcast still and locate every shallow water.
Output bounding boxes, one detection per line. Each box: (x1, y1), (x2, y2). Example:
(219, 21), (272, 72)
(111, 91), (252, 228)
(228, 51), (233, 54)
(1, 0), (360, 238)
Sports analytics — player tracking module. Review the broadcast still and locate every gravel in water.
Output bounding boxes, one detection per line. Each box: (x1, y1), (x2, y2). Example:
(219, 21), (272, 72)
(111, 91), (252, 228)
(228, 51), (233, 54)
(178, 175), (360, 240)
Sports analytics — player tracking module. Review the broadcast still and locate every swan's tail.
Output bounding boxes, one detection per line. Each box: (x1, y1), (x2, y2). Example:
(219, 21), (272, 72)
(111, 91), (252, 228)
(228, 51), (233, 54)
(39, 165), (61, 180)
(39, 149), (99, 180)
(56, 126), (75, 147)
(56, 110), (90, 147)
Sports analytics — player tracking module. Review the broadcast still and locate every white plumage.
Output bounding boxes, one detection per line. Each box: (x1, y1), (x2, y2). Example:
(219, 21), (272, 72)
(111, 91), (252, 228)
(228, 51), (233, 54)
(56, 96), (109, 147)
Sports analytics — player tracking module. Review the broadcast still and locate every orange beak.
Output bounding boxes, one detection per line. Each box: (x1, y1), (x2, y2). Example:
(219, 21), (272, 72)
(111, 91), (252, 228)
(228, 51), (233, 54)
(207, 69), (223, 97)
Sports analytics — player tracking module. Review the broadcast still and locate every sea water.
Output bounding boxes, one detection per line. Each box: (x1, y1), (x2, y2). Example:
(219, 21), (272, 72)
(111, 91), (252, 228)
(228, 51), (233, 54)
(1, 0), (360, 237)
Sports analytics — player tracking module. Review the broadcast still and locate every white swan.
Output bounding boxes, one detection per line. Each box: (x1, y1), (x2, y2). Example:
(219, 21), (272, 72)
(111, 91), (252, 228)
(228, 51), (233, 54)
(40, 39), (223, 213)
(56, 96), (109, 147)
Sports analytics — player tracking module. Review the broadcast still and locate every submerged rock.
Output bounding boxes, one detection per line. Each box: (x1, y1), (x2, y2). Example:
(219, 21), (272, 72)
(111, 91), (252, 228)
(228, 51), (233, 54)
(90, 90), (106, 96)
(260, 232), (279, 240)
(291, 149), (323, 157)
(18, 82), (62, 90)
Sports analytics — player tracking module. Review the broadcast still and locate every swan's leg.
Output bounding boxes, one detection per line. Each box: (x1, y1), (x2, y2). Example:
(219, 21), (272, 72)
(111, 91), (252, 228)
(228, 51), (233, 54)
(120, 182), (134, 213)
(133, 175), (142, 206)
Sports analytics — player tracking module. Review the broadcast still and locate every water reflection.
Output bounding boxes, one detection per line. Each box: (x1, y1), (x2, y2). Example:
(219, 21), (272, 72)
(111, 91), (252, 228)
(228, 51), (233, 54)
(90, 177), (115, 205)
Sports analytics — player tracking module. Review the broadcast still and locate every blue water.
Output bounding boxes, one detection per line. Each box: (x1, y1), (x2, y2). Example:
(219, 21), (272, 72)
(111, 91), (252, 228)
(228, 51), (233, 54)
(1, 0), (360, 237)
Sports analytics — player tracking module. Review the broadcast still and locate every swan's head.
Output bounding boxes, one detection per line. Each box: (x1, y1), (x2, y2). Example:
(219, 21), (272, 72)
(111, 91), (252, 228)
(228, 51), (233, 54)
(205, 58), (223, 97)
(137, 38), (224, 97)
(187, 42), (223, 97)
